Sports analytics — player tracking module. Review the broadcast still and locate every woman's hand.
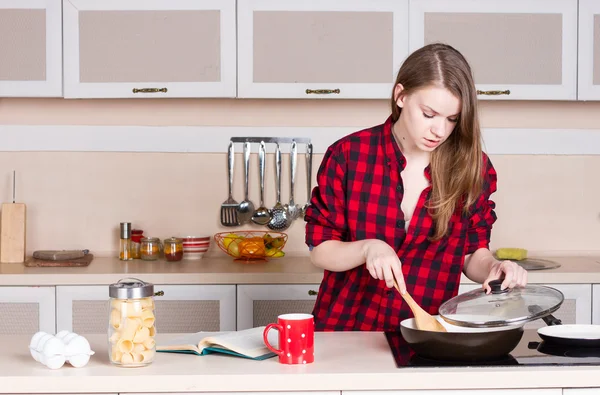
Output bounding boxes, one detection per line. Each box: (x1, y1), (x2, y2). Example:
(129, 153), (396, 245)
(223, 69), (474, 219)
(362, 239), (406, 293)
(483, 259), (528, 294)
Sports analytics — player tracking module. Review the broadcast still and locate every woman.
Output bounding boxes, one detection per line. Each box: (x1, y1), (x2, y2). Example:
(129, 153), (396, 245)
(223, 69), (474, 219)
(304, 43), (527, 332)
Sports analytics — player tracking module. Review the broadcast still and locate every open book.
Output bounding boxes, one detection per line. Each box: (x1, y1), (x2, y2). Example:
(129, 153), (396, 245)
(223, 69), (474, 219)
(156, 326), (278, 360)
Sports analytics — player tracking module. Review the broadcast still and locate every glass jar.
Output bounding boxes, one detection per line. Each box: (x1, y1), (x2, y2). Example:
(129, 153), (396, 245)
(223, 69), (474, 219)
(140, 237), (161, 261)
(108, 278), (156, 367)
(131, 229), (144, 259)
(163, 237), (183, 262)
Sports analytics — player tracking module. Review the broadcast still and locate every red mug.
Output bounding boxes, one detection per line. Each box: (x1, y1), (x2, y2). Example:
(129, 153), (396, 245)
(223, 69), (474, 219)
(263, 313), (314, 364)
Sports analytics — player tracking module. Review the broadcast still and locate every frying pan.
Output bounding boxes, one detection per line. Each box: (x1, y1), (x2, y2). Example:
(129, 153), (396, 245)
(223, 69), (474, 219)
(400, 315), (524, 361)
(536, 313), (600, 347)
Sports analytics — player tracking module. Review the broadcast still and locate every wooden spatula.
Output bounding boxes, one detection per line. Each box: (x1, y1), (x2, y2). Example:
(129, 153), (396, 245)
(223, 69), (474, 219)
(393, 279), (447, 332)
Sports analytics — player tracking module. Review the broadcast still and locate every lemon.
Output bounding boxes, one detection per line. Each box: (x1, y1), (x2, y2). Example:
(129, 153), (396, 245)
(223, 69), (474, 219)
(223, 233), (240, 249)
(227, 240), (241, 258)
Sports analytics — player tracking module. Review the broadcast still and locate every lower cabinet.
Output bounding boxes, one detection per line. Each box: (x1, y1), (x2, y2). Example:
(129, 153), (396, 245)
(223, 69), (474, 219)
(56, 285), (236, 334)
(593, 285), (600, 324)
(457, 283), (592, 329)
(236, 284), (320, 330)
(0, 286), (55, 335)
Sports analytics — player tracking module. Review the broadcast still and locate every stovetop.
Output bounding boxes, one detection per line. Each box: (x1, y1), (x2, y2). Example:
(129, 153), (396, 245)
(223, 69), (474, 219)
(385, 330), (600, 368)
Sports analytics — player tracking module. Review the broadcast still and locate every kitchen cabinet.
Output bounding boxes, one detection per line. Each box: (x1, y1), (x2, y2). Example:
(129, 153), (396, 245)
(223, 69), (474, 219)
(0, 0), (62, 97)
(346, 390), (560, 395)
(409, 0), (578, 101)
(457, 283), (592, 329)
(237, 0), (409, 99)
(592, 285), (600, 325)
(0, 286), (55, 335)
(56, 284), (236, 334)
(578, 0), (600, 100)
(564, 390), (600, 395)
(62, 0), (236, 98)
(236, 284), (319, 330)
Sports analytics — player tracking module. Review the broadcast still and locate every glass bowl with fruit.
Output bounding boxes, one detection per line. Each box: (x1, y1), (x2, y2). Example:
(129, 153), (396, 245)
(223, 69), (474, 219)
(213, 231), (287, 262)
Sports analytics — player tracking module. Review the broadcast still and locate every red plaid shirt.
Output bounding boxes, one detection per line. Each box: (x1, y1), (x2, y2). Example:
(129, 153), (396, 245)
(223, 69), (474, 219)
(304, 116), (497, 332)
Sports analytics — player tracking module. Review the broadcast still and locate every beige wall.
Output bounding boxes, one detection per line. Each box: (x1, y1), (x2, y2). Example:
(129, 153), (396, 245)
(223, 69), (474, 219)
(0, 98), (599, 257)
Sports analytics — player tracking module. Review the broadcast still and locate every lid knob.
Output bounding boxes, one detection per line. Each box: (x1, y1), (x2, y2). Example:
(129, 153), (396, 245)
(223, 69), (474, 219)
(489, 279), (508, 294)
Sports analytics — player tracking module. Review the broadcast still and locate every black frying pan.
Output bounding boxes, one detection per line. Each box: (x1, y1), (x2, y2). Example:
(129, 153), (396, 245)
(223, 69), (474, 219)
(537, 313), (600, 347)
(400, 315), (524, 361)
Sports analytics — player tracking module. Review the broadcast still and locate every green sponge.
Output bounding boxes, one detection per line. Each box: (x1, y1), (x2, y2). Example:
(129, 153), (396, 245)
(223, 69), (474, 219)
(496, 248), (528, 261)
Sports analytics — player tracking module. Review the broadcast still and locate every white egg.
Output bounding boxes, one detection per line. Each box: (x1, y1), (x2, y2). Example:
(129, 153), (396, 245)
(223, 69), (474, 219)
(42, 354), (66, 370)
(61, 332), (79, 344)
(67, 354), (91, 368)
(65, 335), (91, 356)
(55, 330), (71, 340)
(29, 332), (47, 361)
(35, 334), (55, 353)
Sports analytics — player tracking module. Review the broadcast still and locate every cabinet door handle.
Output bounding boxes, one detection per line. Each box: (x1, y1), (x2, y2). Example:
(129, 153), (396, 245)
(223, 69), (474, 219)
(477, 89), (510, 96)
(305, 89), (340, 95)
(308, 290), (318, 296)
(132, 88), (168, 94)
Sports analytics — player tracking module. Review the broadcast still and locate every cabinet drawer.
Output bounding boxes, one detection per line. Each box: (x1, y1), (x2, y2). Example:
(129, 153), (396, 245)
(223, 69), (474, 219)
(0, 286), (55, 335)
(237, 284), (320, 330)
(57, 284), (236, 334)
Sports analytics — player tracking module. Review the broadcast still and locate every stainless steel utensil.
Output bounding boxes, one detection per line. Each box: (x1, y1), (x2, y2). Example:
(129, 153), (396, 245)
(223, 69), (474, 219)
(267, 143), (289, 231)
(252, 141), (271, 225)
(301, 142), (313, 218)
(237, 142), (255, 224)
(220, 141), (240, 226)
(285, 141), (300, 223)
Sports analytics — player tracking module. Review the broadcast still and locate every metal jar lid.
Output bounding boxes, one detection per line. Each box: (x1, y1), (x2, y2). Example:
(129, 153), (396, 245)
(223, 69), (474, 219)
(109, 277), (154, 299)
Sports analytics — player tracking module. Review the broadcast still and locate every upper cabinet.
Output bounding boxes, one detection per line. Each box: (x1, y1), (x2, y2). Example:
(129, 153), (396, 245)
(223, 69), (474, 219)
(578, 0), (600, 100)
(237, 0), (409, 99)
(62, 0), (236, 99)
(0, 0), (62, 97)
(409, 0), (578, 101)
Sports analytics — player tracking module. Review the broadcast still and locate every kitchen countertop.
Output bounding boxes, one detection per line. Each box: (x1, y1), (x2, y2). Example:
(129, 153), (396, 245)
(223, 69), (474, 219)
(2, 331), (600, 393)
(0, 255), (599, 286)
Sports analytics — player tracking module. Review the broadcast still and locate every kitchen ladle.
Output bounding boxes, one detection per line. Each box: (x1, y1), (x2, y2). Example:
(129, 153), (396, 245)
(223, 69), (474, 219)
(284, 141), (300, 224)
(301, 142), (313, 217)
(251, 141), (271, 225)
(237, 142), (255, 224)
(267, 143), (289, 231)
(393, 279), (447, 332)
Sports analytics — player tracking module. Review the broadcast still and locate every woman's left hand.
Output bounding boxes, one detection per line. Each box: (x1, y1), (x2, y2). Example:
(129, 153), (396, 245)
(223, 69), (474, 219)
(483, 260), (528, 294)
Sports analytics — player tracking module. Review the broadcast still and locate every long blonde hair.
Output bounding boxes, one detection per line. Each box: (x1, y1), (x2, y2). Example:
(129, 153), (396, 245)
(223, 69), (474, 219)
(391, 43), (483, 240)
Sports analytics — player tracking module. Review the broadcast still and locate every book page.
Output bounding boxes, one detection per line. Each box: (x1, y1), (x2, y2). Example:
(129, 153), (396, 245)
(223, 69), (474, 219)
(157, 331), (219, 353)
(201, 326), (279, 358)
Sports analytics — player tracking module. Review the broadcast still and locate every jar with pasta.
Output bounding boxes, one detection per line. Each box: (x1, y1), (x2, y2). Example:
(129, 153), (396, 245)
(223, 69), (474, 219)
(108, 278), (157, 367)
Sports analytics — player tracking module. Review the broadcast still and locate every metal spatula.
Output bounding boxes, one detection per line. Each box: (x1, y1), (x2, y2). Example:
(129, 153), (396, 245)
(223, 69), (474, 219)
(220, 141), (240, 227)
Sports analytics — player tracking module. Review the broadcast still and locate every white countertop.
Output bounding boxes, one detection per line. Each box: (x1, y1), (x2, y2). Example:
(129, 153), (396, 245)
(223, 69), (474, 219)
(0, 255), (599, 286)
(3, 331), (600, 393)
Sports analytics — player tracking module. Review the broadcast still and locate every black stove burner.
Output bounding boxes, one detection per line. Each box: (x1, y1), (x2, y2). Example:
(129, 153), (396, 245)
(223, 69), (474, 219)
(529, 341), (600, 358)
(384, 331), (600, 368)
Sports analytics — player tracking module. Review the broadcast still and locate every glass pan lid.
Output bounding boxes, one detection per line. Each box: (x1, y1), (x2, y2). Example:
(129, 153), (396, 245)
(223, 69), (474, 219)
(438, 280), (564, 328)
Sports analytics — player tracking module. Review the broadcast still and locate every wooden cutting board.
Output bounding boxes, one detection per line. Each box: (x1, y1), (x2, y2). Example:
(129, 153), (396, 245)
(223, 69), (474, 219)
(24, 253), (94, 267)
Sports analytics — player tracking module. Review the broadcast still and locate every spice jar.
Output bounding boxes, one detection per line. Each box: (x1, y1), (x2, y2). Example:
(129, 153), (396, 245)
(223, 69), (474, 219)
(130, 229), (144, 259)
(140, 237), (161, 261)
(163, 237), (183, 262)
(108, 278), (156, 367)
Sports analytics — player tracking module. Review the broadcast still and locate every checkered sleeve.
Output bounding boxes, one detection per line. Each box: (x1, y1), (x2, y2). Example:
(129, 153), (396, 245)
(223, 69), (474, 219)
(304, 144), (348, 247)
(465, 154), (498, 254)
